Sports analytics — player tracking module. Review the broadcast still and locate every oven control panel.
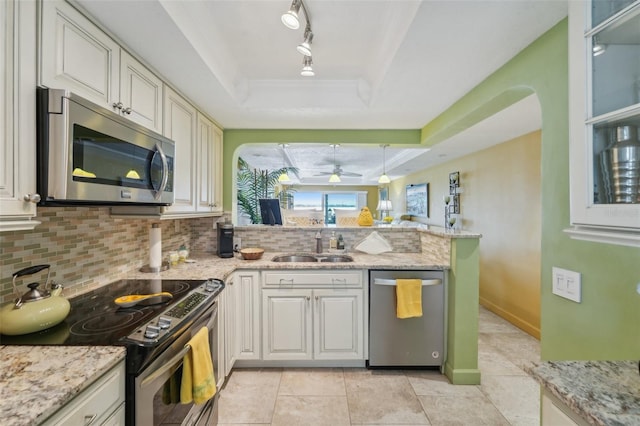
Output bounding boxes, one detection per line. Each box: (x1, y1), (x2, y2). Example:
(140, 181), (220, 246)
(124, 278), (223, 344)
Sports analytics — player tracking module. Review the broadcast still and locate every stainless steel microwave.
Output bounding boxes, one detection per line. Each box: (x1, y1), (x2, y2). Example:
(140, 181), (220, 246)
(36, 88), (175, 206)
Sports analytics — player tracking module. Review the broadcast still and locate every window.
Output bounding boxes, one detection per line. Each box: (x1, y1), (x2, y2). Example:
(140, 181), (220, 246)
(292, 191), (367, 224)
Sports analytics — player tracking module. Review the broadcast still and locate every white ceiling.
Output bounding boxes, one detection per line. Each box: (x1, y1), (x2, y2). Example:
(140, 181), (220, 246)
(74, 0), (564, 183)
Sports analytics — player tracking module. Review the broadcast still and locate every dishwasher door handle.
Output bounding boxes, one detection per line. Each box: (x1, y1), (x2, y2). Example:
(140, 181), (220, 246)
(372, 278), (442, 286)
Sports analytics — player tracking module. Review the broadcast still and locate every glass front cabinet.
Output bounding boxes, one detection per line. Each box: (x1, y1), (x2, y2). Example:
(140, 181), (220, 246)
(567, 0), (640, 247)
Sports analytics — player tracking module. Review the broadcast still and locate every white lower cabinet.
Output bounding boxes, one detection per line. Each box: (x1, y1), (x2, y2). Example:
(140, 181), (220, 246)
(262, 288), (313, 360)
(219, 271), (260, 383)
(235, 271), (261, 360)
(541, 391), (588, 426)
(313, 289), (363, 360)
(42, 361), (125, 426)
(223, 275), (237, 378)
(261, 270), (365, 362)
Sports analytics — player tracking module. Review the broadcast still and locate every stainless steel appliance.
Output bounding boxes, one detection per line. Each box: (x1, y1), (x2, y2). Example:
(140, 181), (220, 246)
(1, 278), (224, 426)
(368, 269), (445, 368)
(217, 223), (234, 258)
(36, 87), (175, 206)
(600, 125), (640, 203)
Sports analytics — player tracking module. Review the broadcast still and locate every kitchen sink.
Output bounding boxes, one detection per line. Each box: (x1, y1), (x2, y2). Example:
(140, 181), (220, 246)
(317, 255), (354, 262)
(271, 255), (318, 262)
(271, 254), (354, 263)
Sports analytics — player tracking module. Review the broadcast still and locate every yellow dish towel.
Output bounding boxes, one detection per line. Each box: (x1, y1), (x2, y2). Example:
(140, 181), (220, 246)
(396, 279), (423, 319)
(180, 327), (216, 405)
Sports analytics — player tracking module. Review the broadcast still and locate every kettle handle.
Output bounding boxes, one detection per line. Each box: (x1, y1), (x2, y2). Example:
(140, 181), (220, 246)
(13, 264), (50, 278)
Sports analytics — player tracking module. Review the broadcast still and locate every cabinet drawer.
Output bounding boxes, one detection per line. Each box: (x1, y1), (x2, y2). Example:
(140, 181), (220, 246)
(43, 362), (125, 426)
(263, 270), (363, 288)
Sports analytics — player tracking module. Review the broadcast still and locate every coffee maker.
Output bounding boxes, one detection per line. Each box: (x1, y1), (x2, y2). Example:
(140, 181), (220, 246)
(217, 223), (234, 258)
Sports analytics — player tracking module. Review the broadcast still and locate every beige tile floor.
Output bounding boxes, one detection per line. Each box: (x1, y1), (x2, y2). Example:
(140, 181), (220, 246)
(218, 306), (541, 426)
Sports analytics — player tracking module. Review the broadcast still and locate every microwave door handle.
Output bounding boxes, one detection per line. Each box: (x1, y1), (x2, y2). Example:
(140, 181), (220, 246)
(152, 144), (169, 199)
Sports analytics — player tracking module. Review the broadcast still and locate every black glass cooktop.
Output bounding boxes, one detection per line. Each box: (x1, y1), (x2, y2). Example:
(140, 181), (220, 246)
(0, 279), (207, 346)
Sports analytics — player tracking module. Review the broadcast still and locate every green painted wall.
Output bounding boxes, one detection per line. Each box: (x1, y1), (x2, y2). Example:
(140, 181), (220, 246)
(445, 237), (481, 384)
(421, 19), (640, 360)
(221, 18), (640, 361)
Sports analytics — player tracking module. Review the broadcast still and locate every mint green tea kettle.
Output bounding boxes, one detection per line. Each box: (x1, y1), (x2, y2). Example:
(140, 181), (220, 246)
(0, 265), (70, 335)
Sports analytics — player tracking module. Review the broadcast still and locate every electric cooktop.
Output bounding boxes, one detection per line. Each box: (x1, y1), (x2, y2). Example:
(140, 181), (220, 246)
(0, 278), (223, 346)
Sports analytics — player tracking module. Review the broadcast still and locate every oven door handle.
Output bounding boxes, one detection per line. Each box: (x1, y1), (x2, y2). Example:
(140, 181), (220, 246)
(141, 345), (190, 389)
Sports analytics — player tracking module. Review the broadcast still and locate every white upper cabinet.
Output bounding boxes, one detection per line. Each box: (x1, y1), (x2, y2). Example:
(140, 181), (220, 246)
(163, 86), (198, 215)
(197, 113), (224, 214)
(39, 0), (163, 133)
(567, 0), (640, 247)
(0, 0), (40, 232)
(118, 51), (163, 133)
(40, 0), (119, 108)
(161, 88), (223, 217)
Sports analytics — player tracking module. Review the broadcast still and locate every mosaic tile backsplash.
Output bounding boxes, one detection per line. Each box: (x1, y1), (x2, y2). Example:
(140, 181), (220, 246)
(0, 208), (436, 303)
(0, 207), (211, 302)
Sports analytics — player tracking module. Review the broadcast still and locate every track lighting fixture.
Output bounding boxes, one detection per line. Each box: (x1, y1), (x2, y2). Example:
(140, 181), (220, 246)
(301, 56), (315, 77)
(378, 144), (391, 184)
(282, 0), (316, 76)
(297, 25), (313, 56)
(281, 0), (302, 29)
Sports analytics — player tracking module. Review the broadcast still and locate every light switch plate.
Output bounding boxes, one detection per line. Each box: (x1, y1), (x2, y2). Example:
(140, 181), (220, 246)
(552, 267), (581, 303)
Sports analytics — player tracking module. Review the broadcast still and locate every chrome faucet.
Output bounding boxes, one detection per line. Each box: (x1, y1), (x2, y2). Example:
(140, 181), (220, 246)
(315, 231), (322, 253)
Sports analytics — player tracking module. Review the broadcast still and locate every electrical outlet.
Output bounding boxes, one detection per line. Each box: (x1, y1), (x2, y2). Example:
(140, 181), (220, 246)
(552, 267), (581, 303)
(233, 237), (241, 251)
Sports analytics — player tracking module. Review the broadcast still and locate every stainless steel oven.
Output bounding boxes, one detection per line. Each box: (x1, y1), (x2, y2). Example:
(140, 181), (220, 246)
(136, 301), (219, 426)
(0, 278), (224, 426)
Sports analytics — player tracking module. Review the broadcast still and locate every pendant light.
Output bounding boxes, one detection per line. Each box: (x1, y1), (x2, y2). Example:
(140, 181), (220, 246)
(278, 144), (291, 183)
(378, 144), (390, 184)
(329, 144), (341, 183)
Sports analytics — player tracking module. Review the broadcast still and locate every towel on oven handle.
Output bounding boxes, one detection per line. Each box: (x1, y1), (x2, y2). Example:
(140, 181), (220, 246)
(180, 326), (216, 404)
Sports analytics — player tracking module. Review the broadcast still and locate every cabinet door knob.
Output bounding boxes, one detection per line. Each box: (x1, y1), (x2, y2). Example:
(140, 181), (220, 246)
(315, 295), (319, 301)
(23, 193), (41, 203)
(122, 106), (132, 115)
(83, 414), (97, 425)
(306, 296), (310, 301)
(112, 102), (123, 110)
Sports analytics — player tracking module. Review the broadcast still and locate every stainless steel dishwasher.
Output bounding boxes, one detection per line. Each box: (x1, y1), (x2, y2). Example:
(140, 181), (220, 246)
(368, 269), (445, 368)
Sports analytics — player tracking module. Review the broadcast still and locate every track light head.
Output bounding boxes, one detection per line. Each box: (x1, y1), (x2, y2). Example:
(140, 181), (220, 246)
(297, 27), (313, 56)
(281, 0), (301, 29)
(301, 55), (314, 77)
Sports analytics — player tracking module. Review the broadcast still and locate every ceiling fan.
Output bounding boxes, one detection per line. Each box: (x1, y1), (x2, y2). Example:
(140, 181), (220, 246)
(314, 144), (362, 178)
(314, 164), (362, 177)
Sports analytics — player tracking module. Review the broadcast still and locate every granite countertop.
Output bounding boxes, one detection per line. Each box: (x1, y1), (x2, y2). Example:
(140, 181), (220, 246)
(126, 251), (447, 281)
(0, 345), (126, 426)
(528, 360), (640, 425)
